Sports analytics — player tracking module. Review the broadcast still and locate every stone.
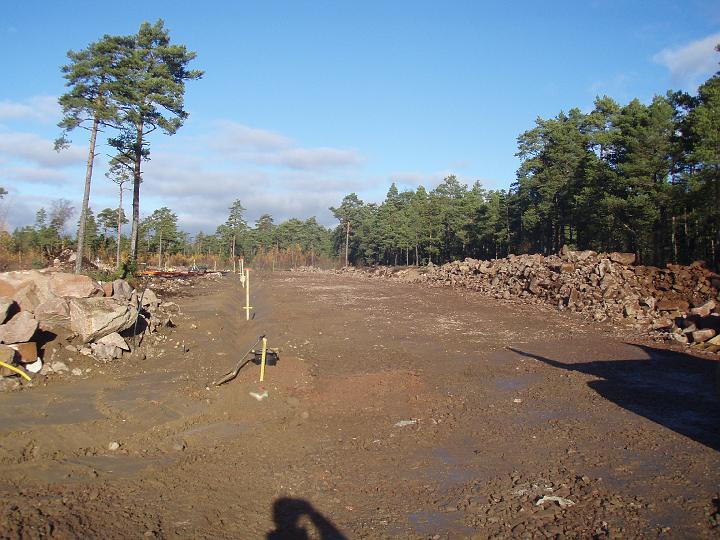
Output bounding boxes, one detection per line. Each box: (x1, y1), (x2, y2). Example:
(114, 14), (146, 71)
(49, 272), (103, 298)
(609, 252), (636, 266)
(707, 334), (720, 346)
(112, 279), (133, 300)
(0, 345), (15, 376)
(101, 282), (113, 297)
(14, 281), (54, 312)
(141, 288), (160, 308)
(0, 270), (49, 298)
(108, 441), (120, 451)
(567, 288), (581, 308)
(0, 311), (38, 344)
(97, 332), (130, 351)
(33, 297), (71, 330)
(8, 342), (37, 364)
(69, 297), (136, 343)
(50, 361), (69, 372)
(0, 296), (15, 324)
(657, 298), (690, 312)
(640, 296), (656, 310)
(690, 300), (716, 317)
(575, 250), (597, 261)
(0, 345), (14, 362)
(623, 302), (640, 318)
(596, 259), (613, 279)
(652, 318), (673, 330)
(691, 329), (717, 343)
(91, 343), (122, 361)
(71, 368), (83, 376)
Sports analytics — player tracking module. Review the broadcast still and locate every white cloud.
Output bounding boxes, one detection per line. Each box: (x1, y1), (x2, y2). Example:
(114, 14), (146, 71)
(213, 121), (292, 151)
(0, 131), (86, 167)
(211, 121), (364, 171)
(0, 165), (69, 184)
(273, 147), (362, 170)
(653, 33), (720, 88)
(0, 96), (59, 123)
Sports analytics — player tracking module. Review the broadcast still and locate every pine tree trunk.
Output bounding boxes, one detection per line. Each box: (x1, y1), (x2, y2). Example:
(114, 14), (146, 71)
(684, 208), (689, 260)
(75, 115), (99, 274)
(129, 121), (144, 262)
(345, 221), (350, 267)
(670, 214), (678, 264)
(116, 182), (123, 269)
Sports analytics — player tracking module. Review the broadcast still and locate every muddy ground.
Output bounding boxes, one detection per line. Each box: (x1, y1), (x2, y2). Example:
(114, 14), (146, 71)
(0, 272), (719, 539)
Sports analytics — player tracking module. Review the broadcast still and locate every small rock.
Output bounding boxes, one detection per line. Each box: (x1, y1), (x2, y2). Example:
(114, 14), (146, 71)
(50, 361), (69, 373)
(690, 300), (716, 317)
(97, 332), (130, 351)
(71, 368), (83, 376)
(108, 441), (120, 451)
(691, 328), (716, 343)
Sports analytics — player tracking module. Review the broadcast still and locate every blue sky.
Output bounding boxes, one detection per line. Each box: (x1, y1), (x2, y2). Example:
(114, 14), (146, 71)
(1, 0), (719, 234)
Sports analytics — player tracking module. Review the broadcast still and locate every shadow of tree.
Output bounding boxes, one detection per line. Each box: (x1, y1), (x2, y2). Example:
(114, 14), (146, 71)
(509, 344), (720, 451)
(267, 497), (347, 540)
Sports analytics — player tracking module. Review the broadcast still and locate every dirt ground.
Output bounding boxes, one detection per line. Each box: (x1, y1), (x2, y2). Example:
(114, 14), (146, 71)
(1, 271), (719, 539)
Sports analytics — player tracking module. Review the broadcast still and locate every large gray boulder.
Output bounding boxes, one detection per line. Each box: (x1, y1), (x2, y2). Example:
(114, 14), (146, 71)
(140, 288), (160, 308)
(34, 297), (71, 330)
(0, 311), (38, 344)
(50, 272), (103, 298)
(0, 271), (54, 312)
(112, 279), (133, 300)
(69, 297), (137, 343)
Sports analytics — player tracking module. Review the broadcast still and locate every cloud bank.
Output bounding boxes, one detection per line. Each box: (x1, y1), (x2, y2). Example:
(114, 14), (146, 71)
(653, 33), (720, 88)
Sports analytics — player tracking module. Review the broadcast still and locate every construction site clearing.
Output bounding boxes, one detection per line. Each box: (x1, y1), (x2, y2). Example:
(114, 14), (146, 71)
(0, 254), (719, 539)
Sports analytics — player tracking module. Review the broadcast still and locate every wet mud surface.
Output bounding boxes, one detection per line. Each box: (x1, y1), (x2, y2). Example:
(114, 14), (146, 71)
(0, 272), (718, 538)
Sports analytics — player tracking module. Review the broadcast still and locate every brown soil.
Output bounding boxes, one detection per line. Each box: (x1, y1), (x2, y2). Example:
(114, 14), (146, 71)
(1, 272), (719, 539)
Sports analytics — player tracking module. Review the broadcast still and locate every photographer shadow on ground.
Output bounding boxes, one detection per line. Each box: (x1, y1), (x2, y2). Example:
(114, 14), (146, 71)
(509, 344), (720, 452)
(266, 497), (347, 540)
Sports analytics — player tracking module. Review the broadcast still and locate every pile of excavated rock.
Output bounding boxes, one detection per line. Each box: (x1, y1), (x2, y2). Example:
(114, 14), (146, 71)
(0, 269), (174, 381)
(319, 248), (720, 354)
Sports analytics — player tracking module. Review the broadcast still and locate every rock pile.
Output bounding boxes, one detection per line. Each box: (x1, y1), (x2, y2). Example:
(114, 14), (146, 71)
(318, 249), (720, 353)
(0, 270), (173, 381)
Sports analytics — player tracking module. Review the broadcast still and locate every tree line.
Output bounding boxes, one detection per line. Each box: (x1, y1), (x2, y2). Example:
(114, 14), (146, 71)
(331, 48), (720, 269)
(4, 197), (334, 271)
